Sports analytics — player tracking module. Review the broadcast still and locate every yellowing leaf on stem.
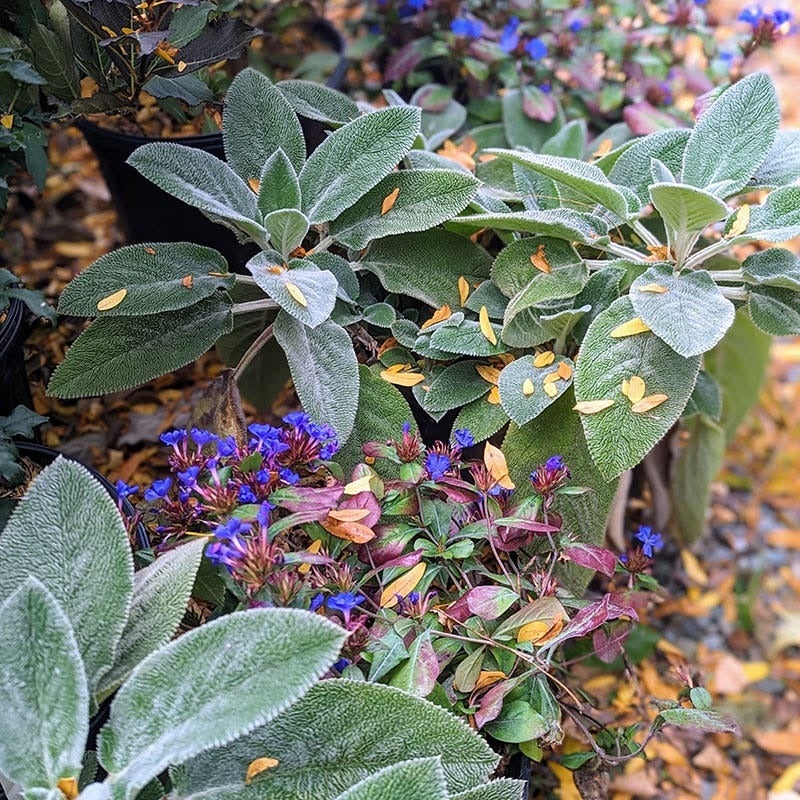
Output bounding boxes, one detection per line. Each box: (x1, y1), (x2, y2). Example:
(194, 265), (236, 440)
(479, 305), (497, 345)
(627, 375), (646, 404)
(637, 283), (668, 294)
(420, 304), (452, 330)
(484, 442), (515, 489)
(517, 616), (564, 645)
(286, 282), (307, 307)
(476, 364), (502, 385)
(380, 563), (426, 608)
(97, 288), (128, 311)
(458, 275), (470, 306)
(298, 539), (322, 575)
(609, 317), (651, 338)
(245, 757), (279, 785)
(0, 114), (13, 130)
(533, 351), (555, 368)
(529, 243), (551, 274)
(631, 393), (668, 413)
(487, 385), (501, 404)
(522, 378), (535, 396)
(475, 670), (506, 690)
(381, 187), (401, 215)
(727, 204), (750, 238)
(574, 399), (615, 414)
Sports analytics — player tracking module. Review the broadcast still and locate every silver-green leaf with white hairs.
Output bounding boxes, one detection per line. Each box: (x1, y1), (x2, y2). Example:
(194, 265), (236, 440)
(451, 780), (526, 800)
(258, 150), (302, 216)
(331, 758), (448, 800)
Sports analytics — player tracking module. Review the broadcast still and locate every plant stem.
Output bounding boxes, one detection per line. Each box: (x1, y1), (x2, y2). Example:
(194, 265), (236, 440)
(630, 220), (662, 249)
(719, 285), (749, 302)
(232, 299), (279, 315)
(683, 238), (731, 270)
(601, 241), (647, 261)
(708, 269), (747, 283)
(233, 323), (274, 380)
(314, 235), (334, 253)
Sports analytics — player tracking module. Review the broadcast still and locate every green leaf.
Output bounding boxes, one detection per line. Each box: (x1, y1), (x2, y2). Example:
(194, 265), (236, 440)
(388, 631), (439, 697)
(629, 264), (735, 357)
(498, 355), (574, 426)
(609, 129), (691, 205)
(264, 209), (310, 260)
(308, 251), (360, 302)
(223, 68), (306, 178)
(748, 285), (800, 335)
(300, 107), (421, 224)
(484, 700), (548, 744)
(451, 780), (526, 800)
(452, 396), (509, 444)
(574, 296), (701, 478)
(258, 150), (302, 216)
(0, 459), (133, 690)
(273, 313), (359, 440)
(47, 294), (233, 398)
(29, 19), (78, 100)
(491, 237), (583, 299)
(171, 681), (499, 798)
(502, 88), (563, 150)
(329, 170), (479, 249)
(572, 264), (627, 342)
(542, 120), (587, 160)
(463, 281), (508, 319)
(657, 707), (739, 734)
(430, 320), (507, 357)
(648, 183), (729, 263)
(741, 248), (800, 289)
(422, 361), (489, 414)
(361, 229), (491, 308)
(168, 2), (214, 46)
(128, 143), (267, 243)
(728, 186), (800, 244)
(749, 130), (800, 189)
(57, 243), (233, 317)
(453, 210), (609, 245)
(681, 72), (780, 197)
(141, 75), (213, 105)
(332, 758), (447, 800)
(99, 609), (346, 796)
(95, 539), (206, 699)
(0, 579), (88, 791)
(682, 370), (722, 421)
(690, 687), (713, 711)
(484, 150), (630, 219)
(670, 415), (725, 545)
(704, 310), (771, 440)
(277, 79), (360, 125)
(0, 404), (47, 438)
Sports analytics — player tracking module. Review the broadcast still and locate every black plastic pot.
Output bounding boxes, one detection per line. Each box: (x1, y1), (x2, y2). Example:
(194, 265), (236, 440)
(0, 295), (33, 417)
(78, 19), (347, 274)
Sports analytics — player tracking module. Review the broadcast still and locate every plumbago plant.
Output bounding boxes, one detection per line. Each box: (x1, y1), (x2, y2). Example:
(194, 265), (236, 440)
(47, 66), (481, 436)
(0, 457), (524, 800)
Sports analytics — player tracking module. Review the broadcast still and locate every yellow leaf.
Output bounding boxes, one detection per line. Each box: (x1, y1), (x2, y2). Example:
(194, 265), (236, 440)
(637, 283), (668, 294)
(479, 306), (497, 345)
(381, 186), (400, 215)
(177, 60), (187, 73)
(556, 361), (573, 380)
(647, 244), (672, 261)
(474, 670), (506, 690)
(680, 548), (708, 586)
(529, 243), (551, 273)
(380, 367), (425, 386)
(627, 375), (646, 404)
(518, 616), (564, 644)
(380, 563), (426, 608)
(487, 385), (501, 404)
(268, 264), (287, 274)
(420, 304), (452, 330)
(101, 25), (117, 36)
(522, 378), (534, 396)
(343, 475), (375, 495)
(298, 539), (322, 575)
(437, 138), (477, 171)
(533, 351), (555, 367)
(727, 203), (750, 238)
(57, 778), (79, 800)
(543, 382), (558, 398)
(573, 399), (615, 414)
(321, 516), (375, 543)
(630, 393), (668, 413)
(286, 282), (307, 307)
(621, 378), (630, 397)
(0, 114), (13, 130)
(245, 757), (279, 785)
(476, 364), (502, 384)
(771, 760), (800, 792)
(97, 288), (128, 311)
(542, 372), (560, 385)
(609, 317), (651, 338)
(328, 508), (370, 522)
(458, 275), (470, 306)
(247, 177), (261, 193)
(591, 138), (613, 160)
(484, 442), (515, 489)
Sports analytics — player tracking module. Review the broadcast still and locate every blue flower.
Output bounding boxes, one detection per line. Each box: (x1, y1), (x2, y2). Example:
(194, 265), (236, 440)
(738, 4), (763, 25)
(160, 429), (186, 447)
(216, 436), (237, 457)
(115, 479), (138, 499)
(772, 9), (792, 24)
(451, 16), (484, 38)
(326, 592), (364, 613)
(424, 452), (451, 480)
(255, 468), (272, 485)
(525, 37), (547, 59)
(283, 411), (312, 432)
(499, 16), (520, 53)
(540, 83), (552, 94)
(545, 455), (565, 471)
(635, 525), (664, 558)
(279, 467), (300, 485)
(214, 517), (252, 540)
(569, 18), (584, 32)
(332, 657), (351, 672)
(237, 485), (257, 504)
(144, 477), (172, 502)
(310, 593), (325, 611)
(453, 428), (475, 448)
(402, 421), (412, 434)
(177, 466), (200, 486)
(190, 428), (216, 447)
(256, 501), (274, 526)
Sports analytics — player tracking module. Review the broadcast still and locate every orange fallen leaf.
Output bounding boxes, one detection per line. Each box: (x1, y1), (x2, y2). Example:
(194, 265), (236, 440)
(56, 778), (78, 800)
(591, 138), (613, 160)
(533, 351), (555, 367)
(487, 385), (501, 404)
(556, 361), (572, 380)
(420, 304), (452, 330)
(637, 283), (668, 294)
(529, 243), (551, 273)
(321, 516), (375, 544)
(522, 378), (535, 396)
(245, 757), (279, 785)
(479, 306), (497, 345)
(380, 563), (426, 608)
(631, 393), (668, 413)
(474, 670), (506, 690)
(298, 539), (322, 575)
(754, 728), (800, 757)
(573, 399), (615, 414)
(610, 317), (651, 337)
(181, 275), (194, 289)
(97, 288), (128, 311)
(380, 364), (426, 387)
(627, 375), (646, 403)
(458, 275), (470, 306)
(381, 187), (400, 215)
(328, 508), (370, 522)
(476, 364), (502, 384)
(484, 442), (514, 489)
(247, 177), (261, 193)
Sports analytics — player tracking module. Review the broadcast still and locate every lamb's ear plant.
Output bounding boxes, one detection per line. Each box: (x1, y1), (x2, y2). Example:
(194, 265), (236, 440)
(48, 67), (480, 443)
(0, 457), (523, 800)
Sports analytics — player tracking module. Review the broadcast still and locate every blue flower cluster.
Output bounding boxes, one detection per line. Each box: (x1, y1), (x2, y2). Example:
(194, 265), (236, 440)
(738, 5), (792, 27)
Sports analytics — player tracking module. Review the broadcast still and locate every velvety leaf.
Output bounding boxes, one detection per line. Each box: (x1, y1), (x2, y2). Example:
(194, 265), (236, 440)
(277, 79), (360, 125)
(562, 543), (617, 577)
(95, 539), (206, 699)
(498, 355), (574, 426)
(57, 243), (233, 317)
(308, 252), (360, 302)
(0, 579), (88, 791)
(629, 264), (735, 357)
(389, 632), (440, 697)
(258, 150), (302, 216)
(749, 130), (800, 189)
(572, 264), (627, 342)
(542, 120), (587, 160)
(141, 75), (213, 105)
(741, 248), (800, 289)
(452, 397), (509, 444)
(223, 68), (306, 178)
(682, 370), (722, 421)
(264, 209), (310, 260)
(484, 700), (548, 744)
(361, 230), (492, 308)
(657, 707), (740, 734)
(330, 758), (447, 800)
(575, 296), (701, 478)
(273, 313), (359, 440)
(748, 285), (800, 335)
(430, 320), (507, 357)
(727, 186), (800, 244)
(300, 107), (421, 223)
(451, 779), (526, 800)
(171, 681), (499, 797)
(681, 72), (779, 197)
(0, 459), (133, 690)
(491, 237), (583, 299)
(99, 609), (346, 796)
(47, 294), (233, 398)
(453, 210), (609, 245)
(330, 170), (479, 249)
(422, 361), (489, 413)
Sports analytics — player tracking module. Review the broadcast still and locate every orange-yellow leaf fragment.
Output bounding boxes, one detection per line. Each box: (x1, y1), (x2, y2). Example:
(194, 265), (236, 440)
(542, 372), (560, 385)
(517, 616), (564, 644)
(268, 264), (286, 274)
(627, 375), (646, 404)
(487, 385), (501, 404)
(380, 563), (426, 608)
(247, 177), (261, 193)
(343, 474), (374, 495)
(484, 442), (515, 490)
(529, 243), (551, 273)
(380, 365), (425, 386)
(621, 378), (630, 397)
(592, 138), (613, 160)
(543, 382), (558, 398)
(286, 282), (307, 307)
(181, 275), (193, 289)
(522, 378), (535, 396)
(609, 317), (651, 338)
(437, 137), (477, 171)
(245, 757), (279, 785)
(637, 283), (668, 294)
(476, 364), (502, 385)
(97, 288), (128, 311)
(458, 275), (470, 306)
(57, 778), (79, 800)
(479, 305), (497, 345)
(144, 246), (156, 255)
(321, 516), (375, 543)
(381, 186), (400, 215)
(420, 304), (452, 330)
(647, 244), (672, 261)
(533, 351), (555, 368)
(631, 393), (668, 413)
(101, 25), (117, 36)
(328, 508), (370, 522)
(177, 60), (187, 73)
(556, 361), (573, 380)
(475, 670), (506, 690)
(727, 203), (750, 238)
(298, 539), (322, 575)
(573, 399), (615, 414)
(0, 114), (13, 130)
